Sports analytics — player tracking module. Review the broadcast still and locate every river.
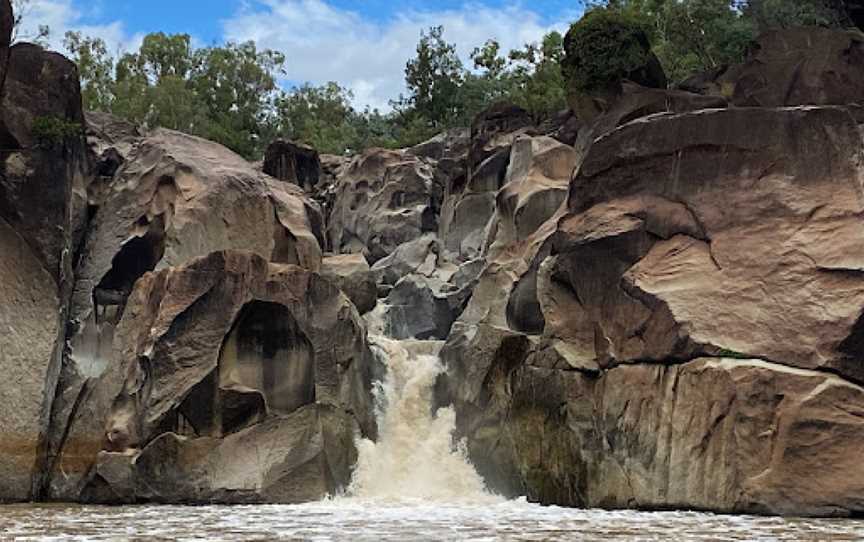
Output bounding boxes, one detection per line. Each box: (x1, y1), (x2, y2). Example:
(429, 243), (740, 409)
(3, 337), (864, 540)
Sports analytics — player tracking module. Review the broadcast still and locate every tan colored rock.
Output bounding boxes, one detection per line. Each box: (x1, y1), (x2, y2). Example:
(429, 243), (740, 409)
(459, 357), (864, 517)
(328, 148), (439, 262)
(564, 106), (864, 380)
(50, 251), (375, 501)
(0, 37), (86, 501)
(321, 253), (377, 314)
(0, 218), (62, 501)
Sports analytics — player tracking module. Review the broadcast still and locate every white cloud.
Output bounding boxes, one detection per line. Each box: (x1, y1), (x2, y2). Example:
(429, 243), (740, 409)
(13, 0), (141, 56)
(223, 0), (574, 111)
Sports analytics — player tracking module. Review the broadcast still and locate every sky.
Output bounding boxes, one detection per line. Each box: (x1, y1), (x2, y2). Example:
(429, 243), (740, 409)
(17, 0), (583, 110)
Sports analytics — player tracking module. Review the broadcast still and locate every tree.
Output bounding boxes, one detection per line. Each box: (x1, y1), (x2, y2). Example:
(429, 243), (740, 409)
(64, 32), (114, 111)
(277, 82), (361, 154)
(11, 0), (49, 45)
(395, 26), (465, 134)
(191, 41), (285, 158)
(562, 8), (660, 93)
(507, 32), (568, 120)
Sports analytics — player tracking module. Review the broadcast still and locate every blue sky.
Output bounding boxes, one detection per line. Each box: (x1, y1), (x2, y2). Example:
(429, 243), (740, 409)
(23, 0), (583, 109)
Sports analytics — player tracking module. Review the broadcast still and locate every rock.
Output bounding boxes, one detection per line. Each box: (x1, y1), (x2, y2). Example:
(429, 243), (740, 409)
(451, 354), (864, 517)
(490, 135), (577, 250)
(0, 0), (11, 92)
(328, 148), (439, 262)
(728, 28), (864, 107)
(321, 253), (377, 314)
(263, 140), (321, 191)
(50, 251), (375, 501)
(371, 274), (468, 341)
(370, 234), (445, 286)
(0, 39), (87, 501)
(442, 104), (864, 517)
(89, 404), (358, 504)
(564, 107), (864, 380)
(46, 128), (324, 500)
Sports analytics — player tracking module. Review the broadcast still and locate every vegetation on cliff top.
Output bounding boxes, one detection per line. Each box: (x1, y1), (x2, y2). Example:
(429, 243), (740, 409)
(53, 0), (859, 159)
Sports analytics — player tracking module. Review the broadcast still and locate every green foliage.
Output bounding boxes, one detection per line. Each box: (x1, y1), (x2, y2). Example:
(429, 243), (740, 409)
(31, 115), (81, 147)
(716, 348), (749, 359)
(744, 0), (848, 30)
(64, 32), (114, 112)
(562, 8), (654, 93)
(394, 26), (466, 131)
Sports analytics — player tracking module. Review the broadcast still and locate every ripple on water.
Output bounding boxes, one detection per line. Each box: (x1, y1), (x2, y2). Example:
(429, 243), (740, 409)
(2, 500), (864, 541)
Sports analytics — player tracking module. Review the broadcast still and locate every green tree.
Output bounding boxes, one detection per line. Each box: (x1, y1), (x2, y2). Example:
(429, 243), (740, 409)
(191, 41), (285, 158)
(394, 26), (465, 134)
(507, 32), (568, 120)
(277, 82), (360, 154)
(63, 31), (114, 111)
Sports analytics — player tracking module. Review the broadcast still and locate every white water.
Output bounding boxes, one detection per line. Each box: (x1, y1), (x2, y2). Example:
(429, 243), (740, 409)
(347, 336), (498, 503)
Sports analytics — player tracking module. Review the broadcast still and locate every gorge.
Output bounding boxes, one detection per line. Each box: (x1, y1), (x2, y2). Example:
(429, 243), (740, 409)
(6, 0), (864, 538)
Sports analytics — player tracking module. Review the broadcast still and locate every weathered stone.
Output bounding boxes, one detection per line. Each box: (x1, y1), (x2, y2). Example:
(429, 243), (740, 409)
(455, 356), (864, 517)
(321, 253), (377, 314)
(263, 140), (321, 191)
(328, 148), (439, 262)
(728, 28), (864, 107)
(50, 251), (375, 501)
(0, 38), (86, 502)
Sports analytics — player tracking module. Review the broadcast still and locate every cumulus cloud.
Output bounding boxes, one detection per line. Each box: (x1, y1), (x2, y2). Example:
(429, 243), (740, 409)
(14, 0), (141, 56)
(222, 0), (575, 110)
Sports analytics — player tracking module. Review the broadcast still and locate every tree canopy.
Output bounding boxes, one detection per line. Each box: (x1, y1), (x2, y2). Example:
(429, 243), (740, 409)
(55, 0), (861, 159)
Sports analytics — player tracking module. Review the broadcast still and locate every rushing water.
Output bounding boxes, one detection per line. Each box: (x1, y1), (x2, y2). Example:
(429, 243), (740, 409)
(4, 502), (864, 541)
(4, 336), (864, 540)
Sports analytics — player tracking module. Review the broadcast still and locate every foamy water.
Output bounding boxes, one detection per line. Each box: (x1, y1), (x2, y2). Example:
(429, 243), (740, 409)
(348, 336), (497, 503)
(3, 501), (864, 541)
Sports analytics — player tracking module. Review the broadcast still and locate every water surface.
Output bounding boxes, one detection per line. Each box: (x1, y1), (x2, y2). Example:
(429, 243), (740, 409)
(3, 500), (864, 541)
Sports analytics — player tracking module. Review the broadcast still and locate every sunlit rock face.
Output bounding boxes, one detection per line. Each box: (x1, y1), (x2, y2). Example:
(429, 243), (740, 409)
(439, 99), (864, 517)
(52, 251), (375, 503)
(0, 7), (88, 501)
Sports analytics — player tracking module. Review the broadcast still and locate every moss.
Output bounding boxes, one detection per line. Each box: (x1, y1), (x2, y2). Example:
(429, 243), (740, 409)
(562, 9), (655, 94)
(31, 115), (82, 148)
(716, 348), (749, 360)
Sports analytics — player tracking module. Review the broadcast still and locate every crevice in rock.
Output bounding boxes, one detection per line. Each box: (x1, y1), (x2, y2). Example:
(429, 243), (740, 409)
(93, 219), (166, 326)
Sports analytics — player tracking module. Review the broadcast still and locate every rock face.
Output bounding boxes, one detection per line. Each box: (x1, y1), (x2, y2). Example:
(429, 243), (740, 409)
(263, 139), (321, 191)
(328, 148), (439, 262)
(439, 101), (864, 517)
(729, 28), (864, 107)
(52, 251), (374, 503)
(0, 12), (88, 501)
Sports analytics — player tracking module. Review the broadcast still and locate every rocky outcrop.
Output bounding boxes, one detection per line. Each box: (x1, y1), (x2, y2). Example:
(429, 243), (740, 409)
(729, 28), (864, 107)
(45, 126), (330, 501)
(321, 253), (377, 315)
(439, 101), (864, 517)
(263, 139), (321, 191)
(51, 251), (375, 502)
(0, 12), (88, 500)
(328, 148), (439, 262)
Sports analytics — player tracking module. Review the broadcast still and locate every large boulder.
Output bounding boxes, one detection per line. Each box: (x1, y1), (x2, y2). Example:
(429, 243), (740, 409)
(0, 36), (87, 501)
(49, 251), (375, 502)
(321, 253), (377, 314)
(726, 28), (864, 107)
(441, 104), (864, 517)
(328, 148), (439, 262)
(44, 128), (324, 499)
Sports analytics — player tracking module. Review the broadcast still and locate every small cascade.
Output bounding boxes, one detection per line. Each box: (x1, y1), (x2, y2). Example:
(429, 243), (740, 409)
(347, 335), (498, 503)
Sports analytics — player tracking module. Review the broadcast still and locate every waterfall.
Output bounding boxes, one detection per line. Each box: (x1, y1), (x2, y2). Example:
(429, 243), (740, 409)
(347, 336), (498, 503)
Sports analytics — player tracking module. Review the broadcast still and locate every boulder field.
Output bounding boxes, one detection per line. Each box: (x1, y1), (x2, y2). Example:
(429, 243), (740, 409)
(4, 14), (864, 517)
